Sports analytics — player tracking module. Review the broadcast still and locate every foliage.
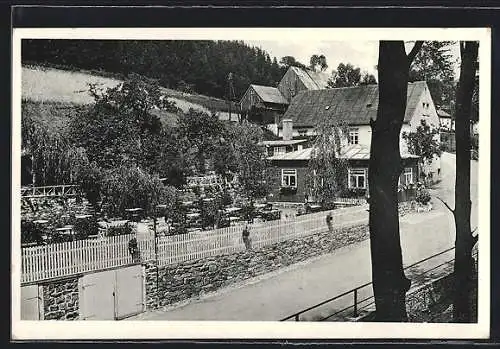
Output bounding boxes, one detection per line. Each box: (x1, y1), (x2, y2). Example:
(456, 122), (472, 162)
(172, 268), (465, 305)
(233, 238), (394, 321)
(339, 188), (366, 198)
(176, 109), (225, 174)
(307, 117), (348, 204)
(73, 216), (98, 239)
(22, 39), (284, 99)
(402, 119), (442, 165)
(409, 41), (457, 109)
(223, 122), (273, 200)
(415, 188), (431, 205)
(21, 220), (46, 245)
(198, 198), (220, 230)
(100, 165), (176, 217)
(21, 102), (79, 185)
(69, 73), (176, 170)
(279, 186), (297, 196)
(106, 224), (133, 237)
(327, 62), (377, 88)
(309, 54), (328, 72)
(279, 56), (307, 70)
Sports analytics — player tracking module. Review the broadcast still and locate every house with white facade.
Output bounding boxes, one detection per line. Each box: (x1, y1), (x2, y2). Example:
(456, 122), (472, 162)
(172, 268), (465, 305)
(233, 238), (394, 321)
(266, 81), (442, 202)
(438, 109), (454, 130)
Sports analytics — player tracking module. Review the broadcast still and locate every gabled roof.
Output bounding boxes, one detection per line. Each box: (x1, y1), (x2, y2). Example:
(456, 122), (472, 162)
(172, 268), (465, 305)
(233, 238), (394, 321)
(259, 139), (308, 147)
(282, 81), (428, 127)
(290, 66), (330, 90)
(268, 144), (419, 161)
(250, 84), (288, 105)
(268, 147), (313, 161)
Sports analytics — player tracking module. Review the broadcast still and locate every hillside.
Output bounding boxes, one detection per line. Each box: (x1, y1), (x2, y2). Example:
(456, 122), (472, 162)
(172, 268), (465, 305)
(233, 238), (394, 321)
(22, 39), (285, 100)
(22, 65), (243, 125)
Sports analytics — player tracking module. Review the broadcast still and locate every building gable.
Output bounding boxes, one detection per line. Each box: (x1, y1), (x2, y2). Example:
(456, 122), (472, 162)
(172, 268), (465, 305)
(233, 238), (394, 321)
(282, 81), (430, 128)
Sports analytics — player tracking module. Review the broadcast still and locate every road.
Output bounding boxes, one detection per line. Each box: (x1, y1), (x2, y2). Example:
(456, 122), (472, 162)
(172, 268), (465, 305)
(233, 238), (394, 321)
(127, 153), (478, 321)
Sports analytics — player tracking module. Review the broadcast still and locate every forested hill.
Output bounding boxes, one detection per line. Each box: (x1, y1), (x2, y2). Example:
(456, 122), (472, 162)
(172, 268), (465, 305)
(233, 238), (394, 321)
(22, 40), (285, 100)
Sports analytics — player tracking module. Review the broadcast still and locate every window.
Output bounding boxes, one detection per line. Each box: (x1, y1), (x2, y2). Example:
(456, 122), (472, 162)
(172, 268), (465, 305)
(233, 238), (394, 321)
(348, 128), (359, 145)
(298, 129), (308, 137)
(348, 168), (367, 189)
(404, 167), (413, 185)
(274, 146), (286, 155)
(282, 169), (297, 187)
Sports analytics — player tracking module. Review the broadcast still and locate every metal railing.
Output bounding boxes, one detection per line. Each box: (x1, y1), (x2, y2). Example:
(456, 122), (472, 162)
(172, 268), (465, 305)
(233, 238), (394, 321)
(280, 246), (477, 322)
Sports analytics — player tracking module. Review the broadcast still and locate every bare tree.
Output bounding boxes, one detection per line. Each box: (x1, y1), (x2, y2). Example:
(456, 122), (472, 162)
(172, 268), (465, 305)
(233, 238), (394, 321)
(368, 40), (422, 321)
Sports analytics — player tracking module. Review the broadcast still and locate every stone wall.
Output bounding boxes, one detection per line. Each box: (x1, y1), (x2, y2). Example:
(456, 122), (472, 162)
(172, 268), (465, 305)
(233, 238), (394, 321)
(406, 273), (454, 322)
(145, 223), (369, 309)
(357, 273), (456, 323)
(41, 276), (80, 320)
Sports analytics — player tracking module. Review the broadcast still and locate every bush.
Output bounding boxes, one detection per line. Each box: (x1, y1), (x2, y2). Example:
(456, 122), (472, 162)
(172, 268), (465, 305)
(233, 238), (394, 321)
(73, 216), (99, 239)
(416, 189), (431, 205)
(279, 186), (297, 196)
(21, 220), (46, 245)
(107, 224), (133, 237)
(339, 188), (366, 198)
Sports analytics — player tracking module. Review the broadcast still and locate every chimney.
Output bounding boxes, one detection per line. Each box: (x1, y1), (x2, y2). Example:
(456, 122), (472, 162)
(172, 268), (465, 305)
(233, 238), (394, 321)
(282, 119), (293, 141)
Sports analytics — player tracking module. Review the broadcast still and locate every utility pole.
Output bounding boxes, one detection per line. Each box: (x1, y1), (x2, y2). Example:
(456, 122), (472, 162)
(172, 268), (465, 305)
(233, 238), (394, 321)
(227, 72), (235, 122)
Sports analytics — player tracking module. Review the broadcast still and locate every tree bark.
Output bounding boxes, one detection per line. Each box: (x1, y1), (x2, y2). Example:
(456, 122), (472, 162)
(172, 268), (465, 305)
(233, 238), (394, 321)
(453, 41), (478, 322)
(369, 41), (421, 321)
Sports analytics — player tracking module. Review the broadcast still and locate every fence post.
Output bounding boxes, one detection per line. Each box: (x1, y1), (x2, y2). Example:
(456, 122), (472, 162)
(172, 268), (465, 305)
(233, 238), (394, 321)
(295, 314), (300, 321)
(353, 289), (358, 317)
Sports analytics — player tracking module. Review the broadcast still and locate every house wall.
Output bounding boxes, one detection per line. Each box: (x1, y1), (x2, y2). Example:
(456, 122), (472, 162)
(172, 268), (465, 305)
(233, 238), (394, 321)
(269, 161), (310, 203)
(277, 68), (309, 103)
(240, 86), (265, 112)
(409, 86), (440, 130)
(269, 158), (419, 203)
(439, 117), (454, 130)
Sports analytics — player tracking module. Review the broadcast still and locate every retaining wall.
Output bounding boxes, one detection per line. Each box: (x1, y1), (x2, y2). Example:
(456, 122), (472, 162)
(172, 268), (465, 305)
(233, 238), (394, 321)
(145, 223), (369, 309)
(41, 276), (80, 320)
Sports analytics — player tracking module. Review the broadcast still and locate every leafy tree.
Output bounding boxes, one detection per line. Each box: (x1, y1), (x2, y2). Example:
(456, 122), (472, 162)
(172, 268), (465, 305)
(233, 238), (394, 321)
(327, 63), (362, 88)
(176, 109), (225, 174)
(368, 40), (423, 321)
(279, 56), (307, 70)
(101, 165), (176, 217)
(409, 41), (457, 109)
(224, 122), (273, 200)
(309, 54), (328, 72)
(69, 73), (177, 170)
(402, 119), (442, 179)
(307, 118), (348, 205)
(360, 72), (378, 85)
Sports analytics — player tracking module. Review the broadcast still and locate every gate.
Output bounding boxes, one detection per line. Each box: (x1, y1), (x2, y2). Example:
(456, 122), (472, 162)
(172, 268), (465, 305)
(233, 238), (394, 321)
(79, 270), (115, 320)
(114, 265), (144, 319)
(79, 265), (144, 320)
(21, 285), (42, 320)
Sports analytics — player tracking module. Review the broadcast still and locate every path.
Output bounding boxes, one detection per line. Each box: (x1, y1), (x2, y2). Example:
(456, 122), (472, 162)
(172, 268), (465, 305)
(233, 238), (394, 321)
(127, 153), (478, 321)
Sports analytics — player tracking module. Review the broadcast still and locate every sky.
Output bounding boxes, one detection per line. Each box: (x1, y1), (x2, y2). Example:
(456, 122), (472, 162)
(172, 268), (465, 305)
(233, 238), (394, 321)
(245, 40), (461, 79)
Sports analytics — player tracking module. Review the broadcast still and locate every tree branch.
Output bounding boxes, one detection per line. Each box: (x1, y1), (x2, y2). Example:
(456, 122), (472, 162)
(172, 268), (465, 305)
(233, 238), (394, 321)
(407, 41), (424, 63)
(435, 196), (454, 214)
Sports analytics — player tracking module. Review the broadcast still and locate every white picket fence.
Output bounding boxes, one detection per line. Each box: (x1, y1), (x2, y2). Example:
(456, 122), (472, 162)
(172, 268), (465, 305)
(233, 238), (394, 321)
(21, 205), (369, 283)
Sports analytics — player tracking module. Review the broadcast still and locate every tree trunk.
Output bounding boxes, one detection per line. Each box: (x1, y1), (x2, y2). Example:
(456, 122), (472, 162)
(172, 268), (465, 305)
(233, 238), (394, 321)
(369, 41), (421, 321)
(453, 41), (478, 323)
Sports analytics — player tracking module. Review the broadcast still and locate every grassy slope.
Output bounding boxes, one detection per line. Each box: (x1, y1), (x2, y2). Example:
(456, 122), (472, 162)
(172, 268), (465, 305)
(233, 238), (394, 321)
(22, 65), (238, 114)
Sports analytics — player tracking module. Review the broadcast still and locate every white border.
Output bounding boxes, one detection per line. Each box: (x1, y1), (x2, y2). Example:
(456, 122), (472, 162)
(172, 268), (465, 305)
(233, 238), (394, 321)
(11, 27), (491, 340)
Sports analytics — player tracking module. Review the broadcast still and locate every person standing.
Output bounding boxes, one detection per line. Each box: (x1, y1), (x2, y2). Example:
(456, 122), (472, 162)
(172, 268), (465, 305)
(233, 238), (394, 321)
(242, 225), (252, 250)
(326, 213), (333, 233)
